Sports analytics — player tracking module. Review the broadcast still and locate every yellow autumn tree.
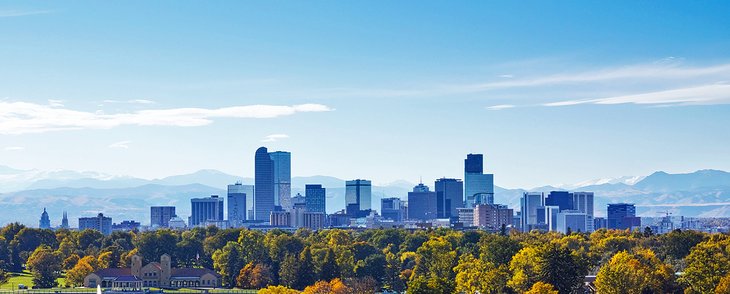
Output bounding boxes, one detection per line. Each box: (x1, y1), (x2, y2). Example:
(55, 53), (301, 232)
(525, 282), (559, 294)
(258, 285), (300, 294)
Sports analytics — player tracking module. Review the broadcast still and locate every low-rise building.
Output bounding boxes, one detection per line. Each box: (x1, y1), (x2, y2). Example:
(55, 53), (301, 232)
(84, 254), (220, 289)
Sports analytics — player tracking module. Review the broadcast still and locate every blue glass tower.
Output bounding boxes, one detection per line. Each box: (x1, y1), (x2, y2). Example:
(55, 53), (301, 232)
(255, 147), (275, 221)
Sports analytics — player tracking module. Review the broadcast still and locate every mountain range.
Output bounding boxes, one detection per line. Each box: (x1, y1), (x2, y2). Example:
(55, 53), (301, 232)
(1, 165), (729, 227)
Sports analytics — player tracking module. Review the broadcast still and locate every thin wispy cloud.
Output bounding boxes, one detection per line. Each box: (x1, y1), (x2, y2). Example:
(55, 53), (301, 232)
(108, 141), (131, 149)
(261, 134), (289, 142)
(4, 146), (24, 151)
(545, 84), (730, 107)
(0, 101), (333, 135)
(102, 99), (156, 105)
(486, 104), (516, 111)
(469, 62), (730, 90)
(0, 9), (52, 18)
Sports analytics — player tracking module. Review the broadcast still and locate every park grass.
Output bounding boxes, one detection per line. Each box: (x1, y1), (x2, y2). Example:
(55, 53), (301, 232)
(0, 271), (70, 291)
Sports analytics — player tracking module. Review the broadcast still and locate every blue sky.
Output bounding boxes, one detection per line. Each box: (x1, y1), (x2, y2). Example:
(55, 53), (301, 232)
(1, 1), (729, 188)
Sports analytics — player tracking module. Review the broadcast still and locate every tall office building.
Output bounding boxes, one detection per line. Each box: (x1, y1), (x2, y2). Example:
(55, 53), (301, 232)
(545, 191), (573, 211)
(269, 151), (292, 211)
(557, 211), (590, 234)
(381, 197), (405, 222)
(407, 183), (438, 221)
(520, 192), (545, 232)
(239, 184), (254, 220)
(435, 178), (463, 219)
(227, 183), (247, 226)
(537, 205), (561, 231)
(305, 184), (326, 213)
(60, 211), (69, 229)
(190, 195), (224, 227)
(572, 192), (595, 232)
(571, 192), (594, 217)
(607, 203), (640, 230)
(254, 147), (275, 221)
(345, 179), (372, 217)
(464, 154), (494, 207)
(151, 206), (176, 228)
(39, 208), (51, 229)
(79, 213), (112, 235)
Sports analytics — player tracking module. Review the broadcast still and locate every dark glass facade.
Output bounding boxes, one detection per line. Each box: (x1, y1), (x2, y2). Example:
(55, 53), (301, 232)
(255, 147), (275, 221)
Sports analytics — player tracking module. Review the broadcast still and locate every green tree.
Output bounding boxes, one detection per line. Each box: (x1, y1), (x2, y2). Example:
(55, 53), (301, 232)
(679, 236), (730, 294)
(296, 247), (317, 290)
(509, 243), (587, 293)
(320, 248), (340, 281)
(279, 253), (300, 288)
(212, 241), (244, 288)
(26, 245), (62, 288)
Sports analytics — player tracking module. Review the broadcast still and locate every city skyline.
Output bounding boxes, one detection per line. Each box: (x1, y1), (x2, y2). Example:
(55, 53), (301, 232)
(1, 1), (730, 189)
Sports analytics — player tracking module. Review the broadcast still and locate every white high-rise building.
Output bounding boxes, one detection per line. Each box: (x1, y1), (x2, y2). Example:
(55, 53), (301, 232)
(520, 192), (544, 232)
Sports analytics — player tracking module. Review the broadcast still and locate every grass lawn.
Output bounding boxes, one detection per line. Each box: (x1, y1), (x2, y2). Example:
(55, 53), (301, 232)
(0, 271), (68, 290)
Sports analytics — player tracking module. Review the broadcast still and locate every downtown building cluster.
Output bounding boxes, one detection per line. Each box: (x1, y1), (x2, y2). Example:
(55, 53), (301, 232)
(37, 147), (697, 235)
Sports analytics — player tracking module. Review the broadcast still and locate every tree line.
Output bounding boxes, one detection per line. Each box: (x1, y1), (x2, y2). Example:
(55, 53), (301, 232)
(0, 223), (729, 293)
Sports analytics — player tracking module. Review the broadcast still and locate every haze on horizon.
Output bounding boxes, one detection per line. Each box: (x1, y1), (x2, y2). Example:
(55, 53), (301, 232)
(1, 1), (730, 189)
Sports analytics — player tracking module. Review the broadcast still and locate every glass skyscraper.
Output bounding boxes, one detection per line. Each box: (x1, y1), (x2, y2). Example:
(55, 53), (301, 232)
(521, 192), (545, 232)
(607, 203), (638, 230)
(464, 154), (495, 207)
(435, 178), (463, 219)
(345, 179), (371, 217)
(305, 184), (326, 213)
(269, 151), (292, 211)
(254, 147), (275, 221)
(407, 183), (437, 221)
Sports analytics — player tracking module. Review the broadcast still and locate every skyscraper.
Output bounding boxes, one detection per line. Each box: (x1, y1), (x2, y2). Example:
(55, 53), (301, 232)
(607, 203), (639, 230)
(407, 183), (438, 221)
(572, 192), (595, 232)
(381, 197), (405, 222)
(269, 151), (292, 211)
(60, 211), (69, 229)
(79, 213), (112, 235)
(545, 191), (573, 211)
(39, 208), (51, 229)
(151, 206), (176, 228)
(254, 147), (275, 221)
(557, 211), (590, 234)
(464, 154), (494, 207)
(434, 178), (463, 219)
(571, 192), (595, 217)
(521, 192), (545, 232)
(190, 195), (224, 227)
(305, 184), (326, 213)
(345, 179), (372, 217)
(227, 183), (247, 226)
